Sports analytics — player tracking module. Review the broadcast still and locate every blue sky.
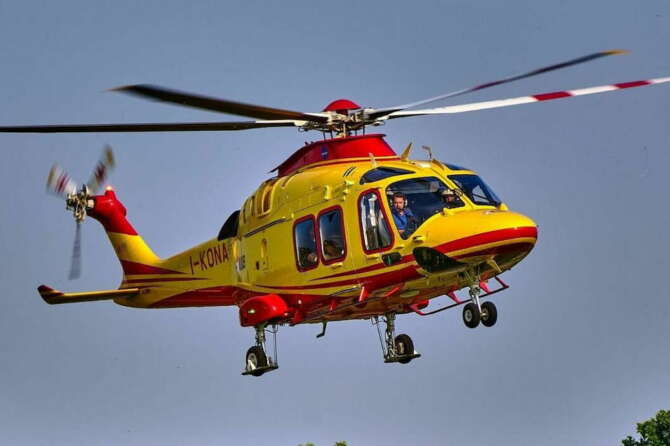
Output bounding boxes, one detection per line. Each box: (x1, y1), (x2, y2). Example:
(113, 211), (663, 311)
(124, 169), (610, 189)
(1, 1), (669, 445)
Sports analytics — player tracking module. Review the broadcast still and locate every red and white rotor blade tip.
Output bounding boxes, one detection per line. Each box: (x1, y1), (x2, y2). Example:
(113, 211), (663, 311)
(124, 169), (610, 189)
(86, 145), (115, 194)
(386, 77), (670, 118)
(368, 49), (629, 118)
(47, 165), (78, 197)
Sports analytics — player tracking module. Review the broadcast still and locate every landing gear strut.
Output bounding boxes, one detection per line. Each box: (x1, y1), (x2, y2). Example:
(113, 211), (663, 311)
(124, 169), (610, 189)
(242, 323), (279, 377)
(373, 312), (421, 364)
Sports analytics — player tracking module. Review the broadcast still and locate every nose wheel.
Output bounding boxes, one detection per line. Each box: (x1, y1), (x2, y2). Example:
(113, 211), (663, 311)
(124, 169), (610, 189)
(480, 301), (497, 327)
(462, 302), (481, 328)
(462, 284), (498, 328)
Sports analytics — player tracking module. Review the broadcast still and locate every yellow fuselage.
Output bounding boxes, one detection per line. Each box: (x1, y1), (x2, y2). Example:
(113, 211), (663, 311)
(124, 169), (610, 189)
(110, 152), (537, 325)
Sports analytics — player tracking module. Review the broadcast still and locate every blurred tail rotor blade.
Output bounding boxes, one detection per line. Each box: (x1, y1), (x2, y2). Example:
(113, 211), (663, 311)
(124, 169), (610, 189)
(47, 165), (78, 197)
(86, 145), (115, 194)
(68, 222), (82, 280)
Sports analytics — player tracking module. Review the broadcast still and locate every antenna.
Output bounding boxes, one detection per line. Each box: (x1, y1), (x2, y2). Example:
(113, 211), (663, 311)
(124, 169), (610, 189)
(421, 145), (433, 160)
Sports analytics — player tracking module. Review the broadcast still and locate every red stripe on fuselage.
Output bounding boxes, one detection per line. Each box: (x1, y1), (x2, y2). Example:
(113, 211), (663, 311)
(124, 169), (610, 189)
(312, 226), (538, 283)
(149, 285), (245, 308)
(435, 226), (537, 253)
(122, 276), (204, 284)
(453, 241), (535, 259)
(121, 260), (184, 275)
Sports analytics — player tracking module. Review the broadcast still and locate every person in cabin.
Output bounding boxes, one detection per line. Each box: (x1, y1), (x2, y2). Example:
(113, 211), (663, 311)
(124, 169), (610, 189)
(390, 192), (416, 238)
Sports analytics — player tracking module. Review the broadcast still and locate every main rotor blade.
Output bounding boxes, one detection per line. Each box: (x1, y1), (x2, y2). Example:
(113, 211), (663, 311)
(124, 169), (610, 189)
(0, 120), (301, 133)
(368, 49), (628, 119)
(113, 84), (329, 122)
(69, 222), (82, 280)
(385, 76), (670, 119)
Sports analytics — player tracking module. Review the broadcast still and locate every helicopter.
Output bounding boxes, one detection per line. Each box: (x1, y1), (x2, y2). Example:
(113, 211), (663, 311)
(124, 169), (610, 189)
(2, 50), (668, 376)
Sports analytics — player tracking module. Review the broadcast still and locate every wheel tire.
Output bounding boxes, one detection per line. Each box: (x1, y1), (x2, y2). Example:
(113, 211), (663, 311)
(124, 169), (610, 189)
(394, 334), (414, 364)
(246, 346), (268, 377)
(462, 302), (481, 328)
(481, 301), (498, 327)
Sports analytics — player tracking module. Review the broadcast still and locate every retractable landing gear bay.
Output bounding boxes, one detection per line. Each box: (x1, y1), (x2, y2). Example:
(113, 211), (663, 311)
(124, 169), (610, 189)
(373, 312), (421, 364)
(242, 324), (279, 377)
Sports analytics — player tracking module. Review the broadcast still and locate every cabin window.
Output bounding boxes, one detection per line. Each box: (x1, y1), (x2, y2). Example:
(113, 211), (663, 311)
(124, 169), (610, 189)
(217, 210), (240, 240)
(360, 167), (414, 185)
(241, 198), (250, 223)
(359, 190), (393, 252)
(448, 174), (501, 207)
(444, 162), (469, 171)
(257, 179), (277, 216)
(294, 216), (318, 270)
(318, 207), (346, 262)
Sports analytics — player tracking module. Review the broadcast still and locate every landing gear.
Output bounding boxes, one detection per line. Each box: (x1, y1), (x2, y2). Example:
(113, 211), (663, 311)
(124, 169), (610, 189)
(373, 312), (421, 364)
(394, 334), (415, 364)
(462, 302), (481, 328)
(242, 324), (279, 377)
(461, 280), (498, 328)
(245, 346), (268, 376)
(480, 301), (498, 327)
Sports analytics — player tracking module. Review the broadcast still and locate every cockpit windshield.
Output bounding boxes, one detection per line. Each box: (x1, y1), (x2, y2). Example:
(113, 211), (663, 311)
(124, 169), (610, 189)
(448, 174), (501, 207)
(387, 176), (464, 238)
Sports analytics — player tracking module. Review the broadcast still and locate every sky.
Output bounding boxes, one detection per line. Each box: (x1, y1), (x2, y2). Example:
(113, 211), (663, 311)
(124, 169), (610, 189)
(1, 0), (669, 445)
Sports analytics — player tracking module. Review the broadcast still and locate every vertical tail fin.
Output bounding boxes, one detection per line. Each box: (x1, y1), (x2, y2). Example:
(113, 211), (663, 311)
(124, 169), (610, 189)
(87, 189), (162, 275)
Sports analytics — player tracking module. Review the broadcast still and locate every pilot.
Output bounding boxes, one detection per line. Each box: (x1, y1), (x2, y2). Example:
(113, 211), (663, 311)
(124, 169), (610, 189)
(391, 192), (415, 237)
(441, 188), (461, 209)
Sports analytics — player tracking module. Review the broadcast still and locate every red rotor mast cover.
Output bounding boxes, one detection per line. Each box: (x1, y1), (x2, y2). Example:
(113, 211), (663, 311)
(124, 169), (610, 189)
(322, 99), (361, 113)
(275, 134), (397, 177)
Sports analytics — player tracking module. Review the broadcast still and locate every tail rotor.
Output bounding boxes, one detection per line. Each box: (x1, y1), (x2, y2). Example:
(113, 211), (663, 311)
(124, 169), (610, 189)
(69, 221), (82, 280)
(46, 146), (116, 279)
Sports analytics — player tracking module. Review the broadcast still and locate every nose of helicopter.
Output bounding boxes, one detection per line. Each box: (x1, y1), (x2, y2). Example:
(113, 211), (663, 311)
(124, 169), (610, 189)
(450, 210), (537, 264)
(415, 209), (538, 271)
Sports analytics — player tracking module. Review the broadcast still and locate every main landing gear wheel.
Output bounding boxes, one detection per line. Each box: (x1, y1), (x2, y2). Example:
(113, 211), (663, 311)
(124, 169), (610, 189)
(242, 324), (279, 377)
(463, 302), (481, 328)
(245, 346), (268, 377)
(375, 313), (421, 364)
(481, 301), (498, 327)
(394, 334), (415, 364)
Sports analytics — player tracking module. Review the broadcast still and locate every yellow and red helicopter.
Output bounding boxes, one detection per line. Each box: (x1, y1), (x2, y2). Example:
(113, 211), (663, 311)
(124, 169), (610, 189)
(3, 50), (669, 376)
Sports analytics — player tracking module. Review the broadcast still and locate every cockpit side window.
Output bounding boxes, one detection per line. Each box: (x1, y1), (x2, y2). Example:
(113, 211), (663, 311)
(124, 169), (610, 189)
(359, 190), (393, 252)
(387, 176), (464, 238)
(360, 167), (414, 185)
(448, 174), (501, 207)
(294, 216), (318, 271)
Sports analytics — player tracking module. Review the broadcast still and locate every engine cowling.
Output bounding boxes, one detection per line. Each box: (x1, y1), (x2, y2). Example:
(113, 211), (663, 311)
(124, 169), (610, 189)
(239, 294), (289, 327)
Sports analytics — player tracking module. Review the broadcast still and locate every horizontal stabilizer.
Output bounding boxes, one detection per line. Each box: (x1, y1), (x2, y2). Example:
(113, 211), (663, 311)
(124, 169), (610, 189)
(37, 285), (139, 305)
